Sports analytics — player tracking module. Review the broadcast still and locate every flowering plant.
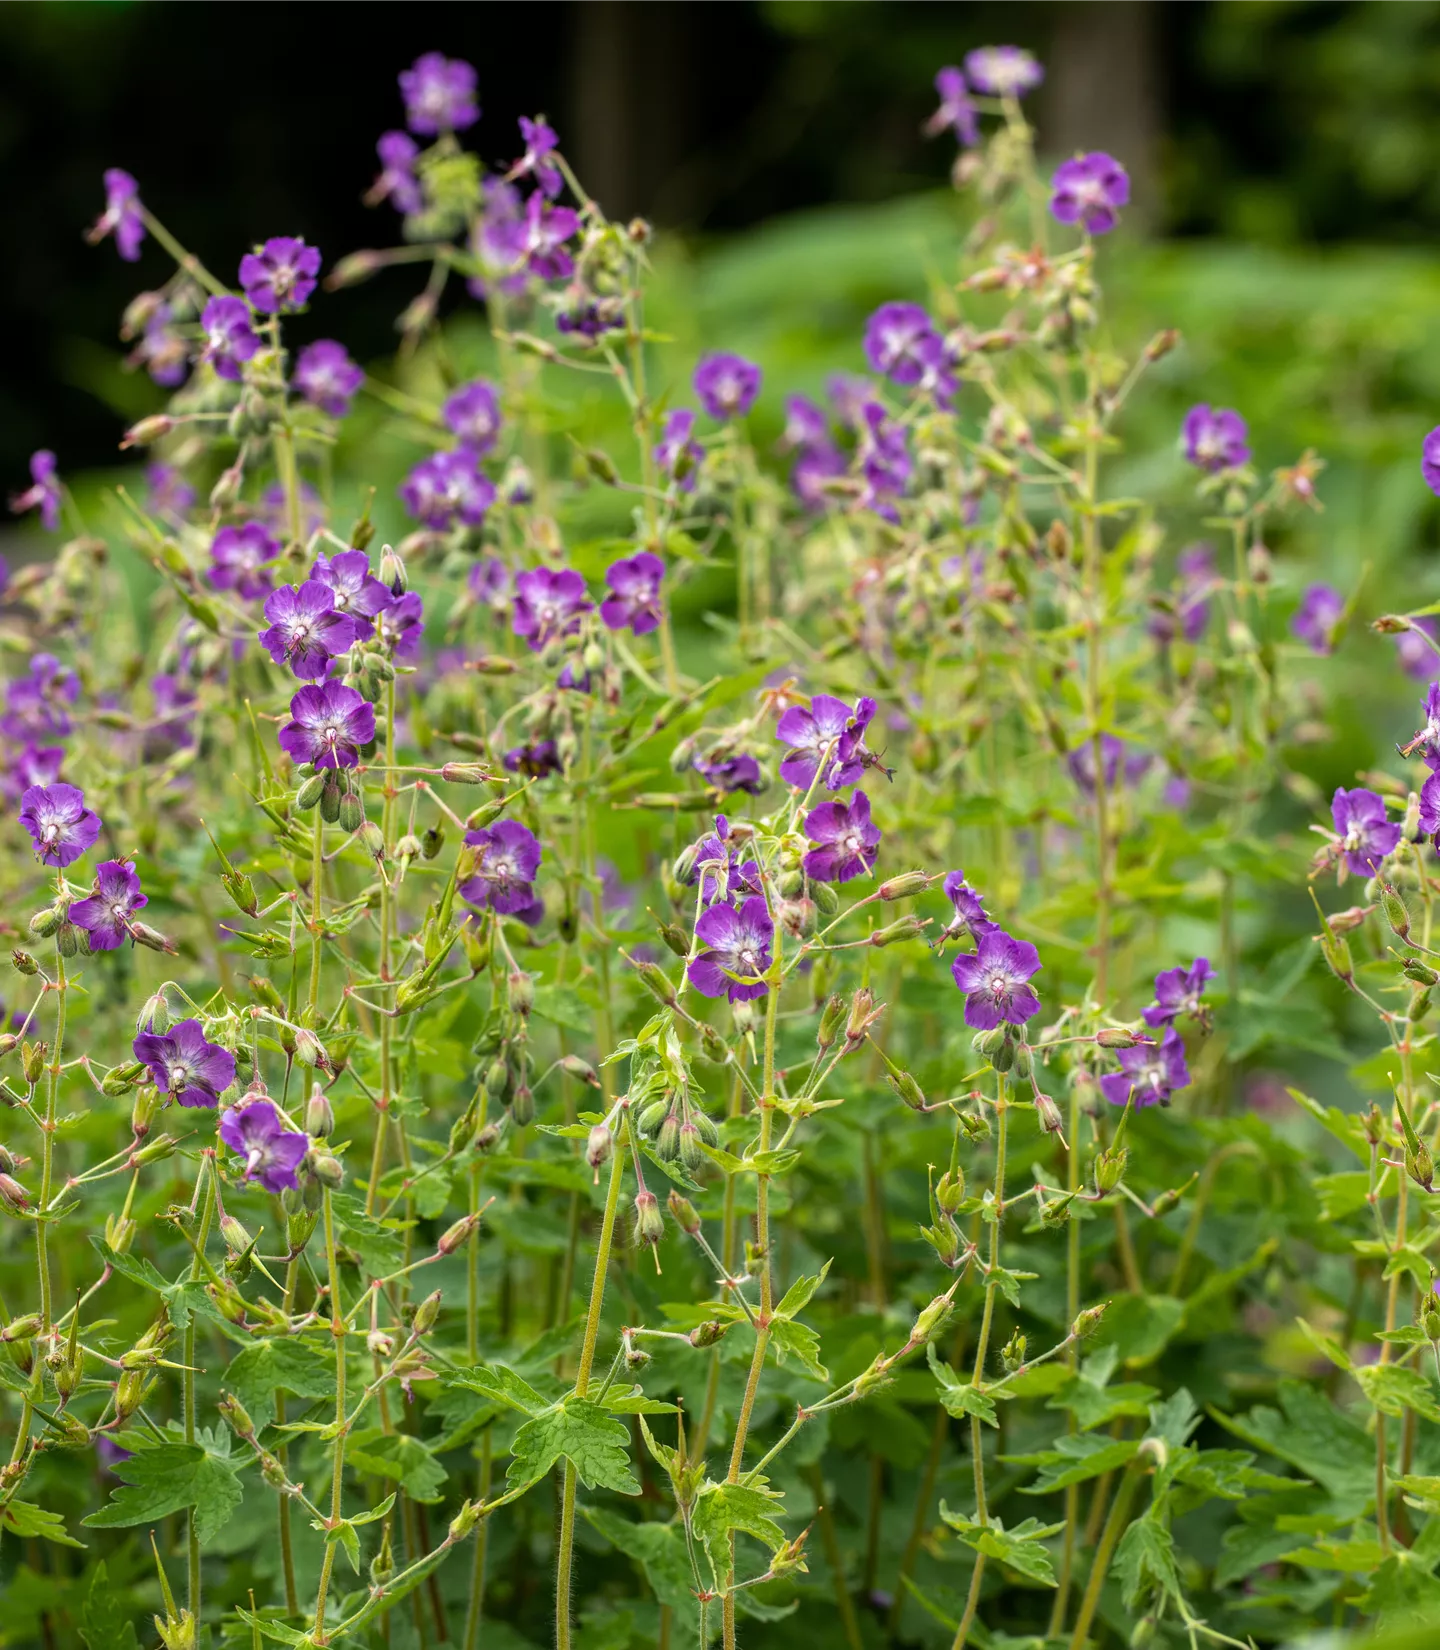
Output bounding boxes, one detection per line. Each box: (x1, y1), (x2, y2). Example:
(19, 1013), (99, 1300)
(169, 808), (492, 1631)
(1, 39), (1433, 1650)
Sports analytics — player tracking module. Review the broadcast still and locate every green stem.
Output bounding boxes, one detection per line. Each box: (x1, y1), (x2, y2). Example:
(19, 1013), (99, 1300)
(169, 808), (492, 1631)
(367, 679), (398, 1217)
(312, 1189), (348, 1642)
(1067, 1459), (1144, 1650)
(185, 1152), (216, 1618)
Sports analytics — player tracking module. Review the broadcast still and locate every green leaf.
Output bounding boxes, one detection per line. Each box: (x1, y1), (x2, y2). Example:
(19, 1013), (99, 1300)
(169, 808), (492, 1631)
(235, 1608), (311, 1646)
(330, 1191), (406, 1271)
(1009, 1432), (1142, 1494)
(346, 1429), (446, 1502)
(928, 1344), (998, 1428)
(1296, 1317), (1354, 1374)
(690, 1480), (785, 1589)
(446, 1362), (553, 1417)
(1115, 1511), (1183, 1610)
(82, 1442), (242, 1544)
(1147, 1389), (1201, 1452)
(78, 1561), (141, 1650)
(224, 1336), (336, 1428)
(508, 1398), (639, 1494)
(939, 1505), (1062, 1586)
(584, 1507), (696, 1612)
(769, 1319), (828, 1382)
(1214, 1379), (1374, 1510)
(1093, 1293), (1185, 1367)
(1313, 1171), (1372, 1221)
(1356, 1362), (1440, 1423)
(1, 1499), (85, 1548)
(774, 1259), (831, 1321)
(530, 984), (599, 1034)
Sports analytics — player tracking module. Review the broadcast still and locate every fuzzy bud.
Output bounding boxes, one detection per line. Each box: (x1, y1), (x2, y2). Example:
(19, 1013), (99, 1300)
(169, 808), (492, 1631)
(667, 1189), (701, 1234)
(910, 1293), (954, 1346)
(308, 1152), (344, 1188)
(632, 1189), (665, 1247)
(440, 763), (490, 785)
(413, 1290), (442, 1335)
(305, 1086), (334, 1138)
(885, 1069), (926, 1110)
(1383, 887), (1412, 941)
(1073, 1303), (1108, 1339)
(21, 1042), (46, 1086)
(633, 960), (677, 1007)
(871, 915), (927, 947)
(1095, 1028), (1140, 1049)
(1034, 1091), (1065, 1135)
(1094, 1144), (1128, 1195)
(585, 1124), (613, 1171)
(935, 1167), (965, 1212)
(877, 871), (930, 901)
(439, 1213), (481, 1254)
(10, 951), (36, 977)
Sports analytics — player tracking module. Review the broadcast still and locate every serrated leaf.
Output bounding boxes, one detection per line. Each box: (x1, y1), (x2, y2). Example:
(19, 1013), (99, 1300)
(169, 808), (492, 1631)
(1213, 1379), (1374, 1509)
(446, 1362), (553, 1417)
(1356, 1362), (1440, 1422)
(769, 1318), (828, 1382)
(585, 1507), (696, 1612)
(346, 1429), (446, 1501)
(82, 1442), (241, 1544)
(1009, 1432), (1142, 1493)
(928, 1344), (998, 1427)
(774, 1259), (831, 1321)
(236, 1608), (311, 1646)
(224, 1336), (336, 1428)
(939, 1505), (1062, 1585)
(1115, 1511), (1183, 1610)
(1, 1499), (85, 1548)
(690, 1480), (785, 1589)
(508, 1398), (639, 1494)
(78, 1561), (141, 1650)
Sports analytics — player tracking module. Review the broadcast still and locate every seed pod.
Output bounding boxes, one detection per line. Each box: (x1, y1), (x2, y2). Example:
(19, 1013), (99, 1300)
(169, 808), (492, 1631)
(219, 1215), (252, 1255)
(885, 1070), (926, 1110)
(1320, 931), (1353, 984)
(810, 880), (840, 915)
(1073, 1303), (1107, 1339)
(585, 1123), (613, 1171)
(20, 1042), (44, 1086)
(560, 1054), (601, 1088)
(666, 1189), (700, 1233)
(911, 1294), (954, 1345)
(448, 1499), (481, 1541)
(1001, 1330), (1028, 1372)
(1094, 1143), (1128, 1195)
(510, 1084), (535, 1126)
(878, 870), (930, 900)
(11, 951), (36, 977)
(634, 960), (677, 1007)
(413, 1290), (442, 1334)
(1383, 887), (1412, 941)
(218, 1392), (255, 1437)
(439, 1213), (481, 1254)
(114, 1368), (152, 1420)
(632, 1190), (665, 1247)
(1034, 1091), (1064, 1135)
(689, 1320), (728, 1348)
(935, 1167), (965, 1212)
(817, 994), (846, 1051)
(306, 1086), (334, 1138)
(102, 1060), (146, 1097)
(1095, 1028), (1140, 1049)
(338, 790), (365, 833)
(655, 1112), (681, 1161)
(296, 773), (326, 810)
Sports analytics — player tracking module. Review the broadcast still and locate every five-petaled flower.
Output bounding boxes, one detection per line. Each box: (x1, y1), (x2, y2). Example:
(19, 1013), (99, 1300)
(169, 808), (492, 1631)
(654, 409), (704, 490)
(199, 297), (260, 383)
(1182, 405), (1250, 473)
(461, 821), (543, 917)
(802, 791), (882, 883)
(239, 237), (321, 315)
(219, 1098), (310, 1193)
(87, 169), (146, 262)
(400, 450), (496, 531)
(511, 116), (562, 198)
(694, 353), (762, 421)
(1291, 583), (1343, 655)
(1331, 786), (1401, 877)
(209, 523), (280, 601)
(278, 682), (376, 771)
(259, 581), (361, 680)
(19, 783), (100, 869)
(924, 67), (979, 146)
(599, 553), (665, 636)
(777, 694), (877, 790)
(369, 131), (423, 215)
(133, 1018), (236, 1109)
(1100, 1027), (1190, 1108)
(1143, 958), (1216, 1028)
(70, 859), (148, 952)
(513, 568), (591, 651)
(310, 550), (394, 636)
(1050, 152), (1129, 235)
(400, 51), (480, 136)
(443, 381), (503, 457)
(942, 871), (993, 941)
(950, 927), (1042, 1029)
(688, 895), (773, 1002)
(963, 45), (1043, 97)
(294, 340), (363, 417)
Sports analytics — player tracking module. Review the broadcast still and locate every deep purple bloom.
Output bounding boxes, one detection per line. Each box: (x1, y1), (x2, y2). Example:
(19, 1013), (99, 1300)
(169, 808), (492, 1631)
(259, 582), (361, 680)
(863, 303), (942, 387)
(941, 872), (993, 940)
(400, 450), (496, 531)
(469, 557), (513, 614)
(70, 860), (147, 952)
(503, 740), (562, 780)
(1331, 786), (1401, 876)
(1423, 427), (1440, 499)
(511, 116), (562, 198)
(239, 237), (321, 315)
(1182, 405), (1250, 473)
(133, 1018), (236, 1109)
(199, 296), (261, 383)
(688, 895), (773, 1003)
(219, 1098), (310, 1193)
(294, 340), (363, 417)
(1099, 1027), (1190, 1108)
(781, 395), (829, 453)
(857, 401), (912, 509)
(695, 752), (763, 794)
(655, 409), (704, 490)
(963, 46), (1043, 97)
(517, 191), (578, 280)
(684, 815), (761, 906)
(461, 820), (542, 915)
(375, 592), (425, 661)
(19, 784), (100, 869)
(1420, 771), (1440, 839)
(400, 52), (479, 135)
(599, 553), (664, 636)
(310, 550), (394, 635)
(925, 67), (979, 145)
(3, 745), (64, 804)
(278, 682), (375, 771)
(145, 463), (196, 519)
(11, 451), (61, 532)
(555, 292), (626, 341)
(777, 694), (877, 790)
(1150, 544), (1214, 644)
(1396, 618), (1439, 680)
(827, 374), (875, 430)
(369, 131), (423, 215)
(2, 654), (78, 744)
(132, 305), (189, 387)
(1050, 152), (1129, 235)
(512, 568), (590, 651)
(1407, 683), (1440, 769)
(88, 169), (145, 262)
(802, 791), (881, 883)
(792, 444), (847, 512)
(1291, 584), (1343, 655)
(443, 380), (502, 457)
(1143, 958), (1216, 1028)
(209, 524), (280, 601)
(694, 353), (762, 421)
(1066, 734), (1124, 797)
(950, 928), (1042, 1029)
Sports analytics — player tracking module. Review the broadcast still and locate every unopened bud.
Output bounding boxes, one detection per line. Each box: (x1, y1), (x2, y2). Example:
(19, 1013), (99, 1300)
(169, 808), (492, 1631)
(689, 1320), (728, 1348)
(1383, 887), (1412, 941)
(1094, 1144), (1128, 1194)
(1144, 328), (1180, 362)
(935, 1167), (965, 1212)
(120, 414), (174, 450)
(1329, 905), (1370, 934)
(294, 1028), (328, 1070)
(219, 1215), (251, 1254)
(1320, 932), (1353, 984)
(440, 763), (490, 785)
(632, 1190), (665, 1247)
(305, 1086), (334, 1138)
(1095, 1028), (1140, 1049)
(633, 959), (677, 1006)
(1001, 1329), (1028, 1372)
(21, 1042), (46, 1086)
(911, 1294), (953, 1345)
(1404, 958), (1440, 987)
(1034, 1091), (1064, 1135)
(667, 1189), (700, 1234)
(508, 970), (535, 1015)
(871, 915), (927, 947)
(885, 1069), (926, 1110)
(585, 1123), (613, 1170)
(877, 871), (930, 901)
(308, 1152), (344, 1188)
(448, 1499), (481, 1541)
(218, 1392), (255, 1437)
(1073, 1303), (1107, 1339)
(413, 1290), (442, 1335)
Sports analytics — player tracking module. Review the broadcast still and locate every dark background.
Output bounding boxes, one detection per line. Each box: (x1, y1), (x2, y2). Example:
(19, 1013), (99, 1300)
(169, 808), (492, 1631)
(4, 0), (1440, 482)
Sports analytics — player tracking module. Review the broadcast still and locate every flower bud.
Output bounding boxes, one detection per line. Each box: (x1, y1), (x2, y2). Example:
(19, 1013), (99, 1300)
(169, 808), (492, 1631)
(559, 1054), (600, 1088)
(1073, 1303), (1107, 1339)
(878, 871), (930, 900)
(633, 960), (677, 1007)
(358, 821), (386, 858)
(102, 1060), (146, 1097)
(296, 773), (326, 810)
(585, 1123), (613, 1172)
(508, 970), (535, 1015)
(10, 951), (36, 977)
(217, 1392), (255, 1437)
(29, 905), (63, 938)
(935, 1166), (965, 1212)
(871, 915), (927, 947)
(510, 1084), (535, 1126)
(910, 1294), (954, 1345)
(305, 1086), (334, 1138)
(439, 1213), (481, 1254)
(21, 1042), (46, 1086)
(1144, 328), (1180, 362)
(440, 763), (490, 785)
(413, 1290), (442, 1334)
(699, 1023), (729, 1065)
(130, 923), (177, 955)
(1404, 958), (1440, 987)
(678, 1121), (705, 1170)
(294, 1028), (329, 1070)
(1034, 1091), (1064, 1134)
(219, 1215), (252, 1255)
(308, 1152), (344, 1188)
(655, 1111), (681, 1161)
(320, 779), (343, 824)
(1383, 887), (1412, 941)
(120, 414), (174, 450)
(689, 1320), (728, 1348)
(810, 880), (840, 915)
(1094, 1144), (1128, 1194)
(885, 1069), (926, 1110)
(472, 1121), (503, 1154)
(1001, 1330), (1028, 1372)
(667, 1189), (700, 1234)
(632, 1189), (665, 1247)
(338, 790), (365, 833)
(817, 994), (846, 1051)
(1320, 932), (1353, 984)
(448, 1499), (482, 1541)
(1095, 1028), (1140, 1049)
(1, 1313), (41, 1343)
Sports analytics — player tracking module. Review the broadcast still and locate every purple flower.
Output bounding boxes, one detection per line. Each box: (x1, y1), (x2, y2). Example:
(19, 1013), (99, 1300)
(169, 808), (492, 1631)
(555, 292), (626, 341)
(1331, 786), (1401, 876)
(443, 380), (502, 458)
(925, 67), (979, 145)
(1067, 734), (1124, 797)
(199, 296), (261, 383)
(19, 784), (100, 869)
(259, 581), (361, 681)
(1099, 1028), (1190, 1108)
(695, 752), (763, 794)
(827, 374), (875, 429)
(1050, 152), (1129, 236)
(1409, 683), (1440, 769)
(145, 675), (196, 760)
(87, 169), (145, 262)
(655, 409), (704, 490)
(687, 895), (773, 1003)
(950, 928), (1042, 1030)
(400, 51), (479, 136)
(461, 820), (542, 916)
(941, 871), (993, 940)
(777, 694), (877, 790)
(239, 237), (321, 315)
(1291, 584), (1344, 655)
(780, 395), (829, 453)
(278, 681), (375, 771)
(294, 340), (363, 418)
(133, 1018), (236, 1109)
(145, 463), (195, 519)
(511, 116), (562, 198)
(863, 303), (942, 387)
(963, 45), (1043, 97)
(503, 740), (562, 780)
(1422, 427), (1440, 499)
(132, 305), (188, 388)
(513, 568), (590, 651)
(857, 401), (912, 509)
(684, 815), (761, 906)
(517, 191), (578, 281)
(1143, 958), (1216, 1028)
(219, 1098), (310, 1193)
(209, 524), (280, 601)
(469, 557), (512, 614)
(1396, 618), (1439, 680)
(792, 445), (846, 512)
(400, 450), (496, 531)
(369, 131), (423, 215)
(802, 791), (881, 884)
(10, 451), (61, 532)
(1150, 544), (1214, 644)
(694, 353), (762, 421)
(1182, 405), (1250, 473)
(375, 592), (425, 661)
(3, 745), (63, 804)
(70, 859), (147, 952)
(310, 550), (394, 635)
(1420, 771), (1440, 839)
(599, 553), (664, 636)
